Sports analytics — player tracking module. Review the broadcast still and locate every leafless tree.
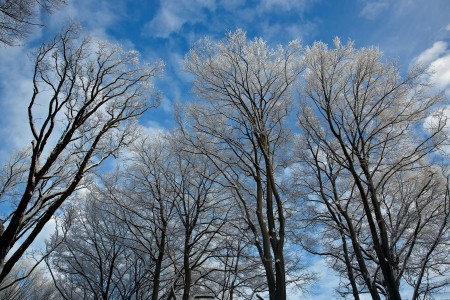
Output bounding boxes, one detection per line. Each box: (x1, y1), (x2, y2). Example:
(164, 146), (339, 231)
(0, 23), (163, 284)
(0, 0), (66, 46)
(47, 194), (150, 300)
(183, 29), (306, 299)
(101, 134), (178, 300)
(45, 130), (264, 300)
(295, 38), (449, 299)
(159, 132), (233, 300)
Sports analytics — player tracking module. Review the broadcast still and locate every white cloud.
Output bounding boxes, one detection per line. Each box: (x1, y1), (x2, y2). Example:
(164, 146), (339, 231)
(299, 257), (341, 299)
(46, 0), (128, 43)
(260, 21), (317, 44)
(160, 96), (173, 113)
(0, 46), (35, 158)
(360, 0), (389, 20)
(446, 24), (450, 31)
(149, 7), (184, 37)
(413, 41), (450, 91)
(429, 54), (450, 90)
(414, 41), (448, 66)
(144, 0), (216, 38)
(139, 120), (167, 139)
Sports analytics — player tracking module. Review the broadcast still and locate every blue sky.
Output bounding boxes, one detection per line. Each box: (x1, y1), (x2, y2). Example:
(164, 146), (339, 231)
(0, 0), (449, 298)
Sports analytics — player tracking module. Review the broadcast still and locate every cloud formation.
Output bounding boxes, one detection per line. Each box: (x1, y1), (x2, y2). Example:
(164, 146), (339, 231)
(429, 53), (450, 90)
(144, 0), (215, 38)
(360, 0), (389, 20)
(414, 41), (450, 91)
(0, 46), (35, 159)
(414, 41), (448, 66)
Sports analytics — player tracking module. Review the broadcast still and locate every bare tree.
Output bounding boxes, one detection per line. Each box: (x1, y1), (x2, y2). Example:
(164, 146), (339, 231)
(0, 0), (66, 46)
(102, 134), (178, 300)
(183, 29), (305, 299)
(45, 130), (262, 300)
(0, 23), (163, 284)
(295, 38), (449, 299)
(47, 194), (150, 300)
(158, 133), (232, 300)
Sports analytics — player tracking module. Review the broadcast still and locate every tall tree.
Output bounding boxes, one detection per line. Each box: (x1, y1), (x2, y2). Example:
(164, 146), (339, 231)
(295, 38), (449, 299)
(183, 29), (305, 299)
(46, 130), (264, 300)
(0, 23), (163, 284)
(157, 133), (233, 300)
(103, 134), (179, 300)
(47, 196), (150, 300)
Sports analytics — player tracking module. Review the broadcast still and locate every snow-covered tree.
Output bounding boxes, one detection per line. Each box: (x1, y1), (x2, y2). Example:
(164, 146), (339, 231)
(295, 38), (449, 300)
(183, 29), (306, 299)
(0, 23), (163, 284)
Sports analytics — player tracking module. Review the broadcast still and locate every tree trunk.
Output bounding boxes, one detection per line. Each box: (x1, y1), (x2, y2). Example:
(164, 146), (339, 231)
(183, 233), (191, 300)
(151, 221), (167, 300)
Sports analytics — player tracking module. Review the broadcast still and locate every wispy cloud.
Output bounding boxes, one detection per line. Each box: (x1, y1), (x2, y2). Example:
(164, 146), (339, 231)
(46, 0), (128, 42)
(259, 21), (317, 45)
(0, 46), (35, 158)
(351, 0), (450, 67)
(143, 0), (215, 38)
(360, 0), (389, 20)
